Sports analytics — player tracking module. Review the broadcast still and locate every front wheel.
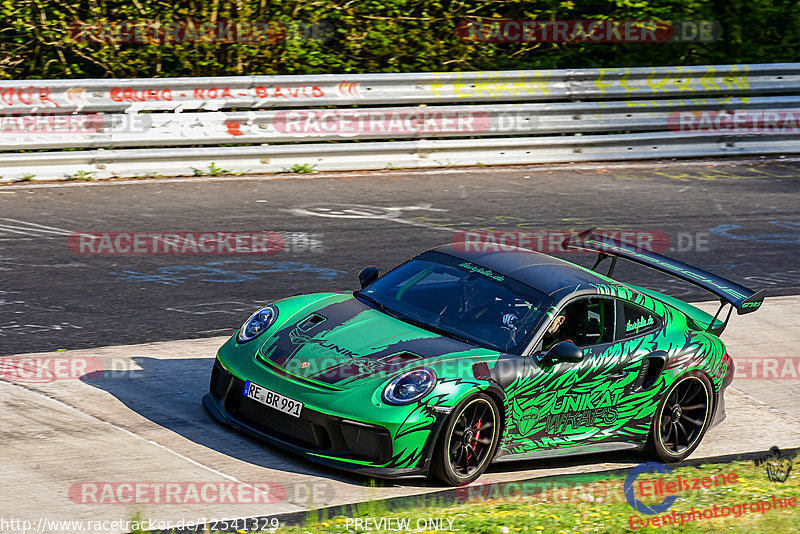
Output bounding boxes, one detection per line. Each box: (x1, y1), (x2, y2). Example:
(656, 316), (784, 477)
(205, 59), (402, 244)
(645, 373), (714, 462)
(430, 393), (501, 486)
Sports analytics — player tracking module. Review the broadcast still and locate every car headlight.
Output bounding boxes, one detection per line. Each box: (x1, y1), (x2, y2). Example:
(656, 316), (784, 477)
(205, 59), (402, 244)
(237, 305), (279, 343)
(382, 368), (437, 405)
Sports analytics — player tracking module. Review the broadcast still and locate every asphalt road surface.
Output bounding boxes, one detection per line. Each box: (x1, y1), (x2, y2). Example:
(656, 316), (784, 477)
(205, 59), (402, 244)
(1, 158), (799, 355)
(2, 158), (799, 533)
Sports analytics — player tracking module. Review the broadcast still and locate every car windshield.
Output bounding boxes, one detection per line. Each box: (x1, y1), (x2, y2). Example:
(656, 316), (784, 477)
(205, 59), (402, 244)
(357, 251), (552, 354)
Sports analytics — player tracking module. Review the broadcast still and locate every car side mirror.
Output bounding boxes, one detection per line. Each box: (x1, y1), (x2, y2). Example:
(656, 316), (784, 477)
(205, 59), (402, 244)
(358, 266), (379, 288)
(543, 341), (584, 364)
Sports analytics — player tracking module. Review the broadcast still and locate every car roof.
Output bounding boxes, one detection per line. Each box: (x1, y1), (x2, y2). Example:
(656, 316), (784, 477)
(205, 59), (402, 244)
(426, 243), (626, 301)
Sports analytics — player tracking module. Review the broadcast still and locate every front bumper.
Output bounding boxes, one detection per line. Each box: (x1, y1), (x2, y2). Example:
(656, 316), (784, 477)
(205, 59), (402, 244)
(203, 358), (435, 478)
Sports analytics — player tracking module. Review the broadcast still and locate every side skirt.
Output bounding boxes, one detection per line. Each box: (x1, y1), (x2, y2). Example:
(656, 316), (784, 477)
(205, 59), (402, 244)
(492, 441), (643, 463)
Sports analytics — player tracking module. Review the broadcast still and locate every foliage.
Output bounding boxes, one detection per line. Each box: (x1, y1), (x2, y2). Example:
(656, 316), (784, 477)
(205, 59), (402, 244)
(64, 169), (95, 180)
(191, 162), (246, 176)
(285, 163), (317, 173)
(1, 0), (798, 79)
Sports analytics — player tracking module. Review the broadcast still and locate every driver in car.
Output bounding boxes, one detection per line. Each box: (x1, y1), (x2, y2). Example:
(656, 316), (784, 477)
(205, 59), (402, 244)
(451, 274), (519, 334)
(541, 312), (567, 350)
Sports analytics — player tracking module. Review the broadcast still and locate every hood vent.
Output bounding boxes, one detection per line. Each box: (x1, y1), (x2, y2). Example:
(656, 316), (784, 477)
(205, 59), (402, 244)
(381, 352), (422, 364)
(298, 313), (326, 331)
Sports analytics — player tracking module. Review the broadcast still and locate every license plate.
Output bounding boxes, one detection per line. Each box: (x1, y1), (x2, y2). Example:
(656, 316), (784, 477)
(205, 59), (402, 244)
(243, 380), (303, 418)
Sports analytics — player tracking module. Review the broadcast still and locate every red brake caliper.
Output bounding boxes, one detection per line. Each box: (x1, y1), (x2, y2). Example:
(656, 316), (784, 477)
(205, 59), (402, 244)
(473, 420), (481, 450)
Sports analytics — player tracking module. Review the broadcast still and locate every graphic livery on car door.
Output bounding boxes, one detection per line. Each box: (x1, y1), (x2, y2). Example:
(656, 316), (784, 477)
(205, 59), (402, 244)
(497, 293), (677, 456)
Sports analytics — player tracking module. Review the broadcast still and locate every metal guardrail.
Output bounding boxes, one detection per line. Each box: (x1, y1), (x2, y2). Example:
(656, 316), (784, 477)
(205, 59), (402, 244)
(1, 63), (799, 179)
(4, 96), (800, 151)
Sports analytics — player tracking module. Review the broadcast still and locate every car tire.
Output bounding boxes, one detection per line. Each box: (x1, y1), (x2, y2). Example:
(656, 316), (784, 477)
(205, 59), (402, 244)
(430, 393), (502, 486)
(644, 372), (714, 462)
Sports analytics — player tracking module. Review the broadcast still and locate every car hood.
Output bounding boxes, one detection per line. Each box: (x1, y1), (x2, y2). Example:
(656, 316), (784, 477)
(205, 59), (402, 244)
(257, 294), (492, 388)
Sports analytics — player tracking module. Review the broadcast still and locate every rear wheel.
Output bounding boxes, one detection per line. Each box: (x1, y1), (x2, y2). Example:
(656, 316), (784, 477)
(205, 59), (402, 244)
(430, 393), (501, 486)
(645, 373), (714, 462)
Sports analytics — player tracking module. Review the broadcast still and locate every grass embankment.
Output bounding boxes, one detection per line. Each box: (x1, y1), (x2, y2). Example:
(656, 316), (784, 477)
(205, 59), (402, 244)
(281, 455), (799, 533)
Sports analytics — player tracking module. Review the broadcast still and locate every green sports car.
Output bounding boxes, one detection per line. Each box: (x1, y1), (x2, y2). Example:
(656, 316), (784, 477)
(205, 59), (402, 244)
(203, 230), (764, 486)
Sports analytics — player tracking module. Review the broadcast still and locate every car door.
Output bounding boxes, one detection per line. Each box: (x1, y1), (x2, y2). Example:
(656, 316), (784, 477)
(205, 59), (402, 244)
(500, 296), (625, 454)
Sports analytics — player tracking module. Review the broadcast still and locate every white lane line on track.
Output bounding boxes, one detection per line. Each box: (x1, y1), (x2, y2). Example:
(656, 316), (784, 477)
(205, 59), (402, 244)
(0, 225), (39, 236)
(0, 218), (76, 239)
(0, 218), (75, 234)
(196, 328), (236, 334)
(0, 379), (273, 501)
(285, 203), (457, 233)
(0, 218), (205, 252)
(0, 224), (69, 236)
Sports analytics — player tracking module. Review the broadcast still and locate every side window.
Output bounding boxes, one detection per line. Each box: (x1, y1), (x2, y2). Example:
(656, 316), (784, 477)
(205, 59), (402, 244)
(583, 298), (615, 346)
(617, 300), (662, 339)
(542, 297), (615, 349)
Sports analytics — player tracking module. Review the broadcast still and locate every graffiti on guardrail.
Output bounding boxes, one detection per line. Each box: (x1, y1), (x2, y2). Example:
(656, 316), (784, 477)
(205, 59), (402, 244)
(0, 64), (766, 118)
(105, 84), (332, 103)
(0, 81), (353, 113)
(594, 65), (749, 94)
(189, 87), (239, 100)
(0, 86), (59, 108)
(0, 64), (796, 178)
(430, 65), (751, 100)
(255, 85), (327, 99)
(338, 81), (360, 98)
(430, 74), (552, 99)
(109, 87), (174, 103)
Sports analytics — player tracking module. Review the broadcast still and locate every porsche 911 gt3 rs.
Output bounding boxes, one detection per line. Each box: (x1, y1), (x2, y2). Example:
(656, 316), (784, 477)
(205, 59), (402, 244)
(203, 230), (764, 485)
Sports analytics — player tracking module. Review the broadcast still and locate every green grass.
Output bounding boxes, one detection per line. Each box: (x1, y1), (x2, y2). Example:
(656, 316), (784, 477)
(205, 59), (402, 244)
(272, 456), (798, 533)
(285, 163), (317, 174)
(64, 169), (95, 181)
(191, 162), (249, 177)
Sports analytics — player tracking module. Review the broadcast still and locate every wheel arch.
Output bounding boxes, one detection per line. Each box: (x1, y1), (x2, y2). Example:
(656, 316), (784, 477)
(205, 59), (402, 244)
(419, 384), (506, 475)
(482, 384), (508, 453)
(645, 369), (715, 461)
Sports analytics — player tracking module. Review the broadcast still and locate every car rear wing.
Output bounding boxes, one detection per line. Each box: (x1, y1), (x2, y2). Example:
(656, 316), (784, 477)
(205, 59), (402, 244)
(562, 230), (765, 334)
